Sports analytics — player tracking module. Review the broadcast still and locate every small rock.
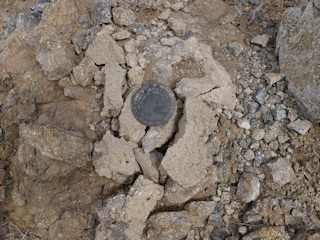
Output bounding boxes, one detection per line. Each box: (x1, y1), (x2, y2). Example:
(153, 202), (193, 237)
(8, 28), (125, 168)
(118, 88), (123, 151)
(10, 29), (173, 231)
(271, 109), (287, 121)
(263, 158), (297, 188)
(103, 63), (127, 117)
(187, 201), (217, 228)
(171, 2), (184, 11)
(91, 0), (112, 25)
(86, 26), (125, 65)
(242, 226), (290, 240)
(63, 86), (96, 103)
(168, 17), (187, 37)
(3, 89), (19, 108)
(19, 124), (92, 166)
(227, 42), (244, 57)
(36, 32), (78, 80)
(264, 123), (280, 143)
(118, 87), (146, 142)
(94, 70), (105, 86)
(146, 211), (193, 240)
(112, 7), (136, 27)
(201, 85), (237, 110)
(251, 34), (269, 47)
(238, 226), (247, 235)
(265, 73), (286, 86)
(253, 151), (265, 167)
(133, 149), (161, 183)
(160, 37), (176, 46)
(112, 30), (131, 40)
(141, 100), (179, 153)
(237, 118), (251, 130)
(111, 118), (120, 132)
(58, 76), (73, 88)
(93, 131), (140, 184)
(254, 88), (268, 105)
(251, 129), (265, 141)
(287, 119), (311, 135)
(158, 9), (171, 20)
(127, 67), (144, 87)
(125, 53), (138, 67)
(72, 56), (99, 87)
(72, 28), (90, 54)
(124, 39), (140, 53)
(244, 149), (255, 161)
(237, 172), (260, 203)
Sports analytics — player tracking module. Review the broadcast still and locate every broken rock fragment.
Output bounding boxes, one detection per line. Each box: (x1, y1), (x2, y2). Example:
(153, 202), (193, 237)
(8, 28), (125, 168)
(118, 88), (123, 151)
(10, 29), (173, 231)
(19, 124), (92, 166)
(161, 97), (218, 188)
(93, 131), (140, 184)
(86, 26), (125, 65)
(36, 32), (78, 80)
(103, 62), (127, 117)
(72, 56), (99, 87)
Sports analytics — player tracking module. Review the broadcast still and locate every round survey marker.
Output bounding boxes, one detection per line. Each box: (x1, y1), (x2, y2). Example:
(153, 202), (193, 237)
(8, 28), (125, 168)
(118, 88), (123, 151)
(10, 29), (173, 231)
(131, 83), (176, 126)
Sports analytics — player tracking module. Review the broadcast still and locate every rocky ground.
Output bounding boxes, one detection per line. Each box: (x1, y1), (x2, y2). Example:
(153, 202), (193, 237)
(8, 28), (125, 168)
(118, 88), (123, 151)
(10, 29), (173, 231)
(0, 0), (320, 239)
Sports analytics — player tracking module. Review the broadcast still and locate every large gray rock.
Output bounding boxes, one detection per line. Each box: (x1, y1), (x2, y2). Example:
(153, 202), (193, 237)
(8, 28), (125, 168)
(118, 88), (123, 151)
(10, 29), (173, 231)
(86, 26), (125, 65)
(36, 32), (78, 80)
(276, 2), (320, 122)
(93, 131), (140, 184)
(19, 124), (92, 166)
(102, 63), (127, 117)
(161, 97), (218, 188)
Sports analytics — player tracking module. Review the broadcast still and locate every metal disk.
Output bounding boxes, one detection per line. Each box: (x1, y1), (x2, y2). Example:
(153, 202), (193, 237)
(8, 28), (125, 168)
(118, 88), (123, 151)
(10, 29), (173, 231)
(131, 83), (176, 126)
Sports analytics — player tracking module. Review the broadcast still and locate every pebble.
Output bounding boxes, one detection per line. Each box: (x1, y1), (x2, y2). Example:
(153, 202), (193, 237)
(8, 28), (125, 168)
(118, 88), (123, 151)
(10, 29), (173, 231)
(271, 109), (287, 121)
(251, 34), (270, 47)
(227, 42), (244, 57)
(236, 172), (260, 203)
(171, 2), (184, 11)
(287, 119), (311, 135)
(251, 129), (265, 141)
(160, 37), (176, 46)
(112, 30), (131, 40)
(158, 9), (171, 20)
(253, 151), (265, 167)
(238, 226), (247, 235)
(265, 73), (286, 86)
(254, 88), (268, 105)
(237, 118), (251, 130)
(244, 149), (255, 161)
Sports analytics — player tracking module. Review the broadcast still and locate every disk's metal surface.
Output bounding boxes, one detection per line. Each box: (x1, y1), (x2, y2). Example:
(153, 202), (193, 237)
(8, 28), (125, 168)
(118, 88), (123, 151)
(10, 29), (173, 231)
(131, 83), (176, 126)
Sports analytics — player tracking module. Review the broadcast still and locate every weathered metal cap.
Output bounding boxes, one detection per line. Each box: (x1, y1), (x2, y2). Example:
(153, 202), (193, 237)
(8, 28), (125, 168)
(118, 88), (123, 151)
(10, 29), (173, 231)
(131, 83), (176, 126)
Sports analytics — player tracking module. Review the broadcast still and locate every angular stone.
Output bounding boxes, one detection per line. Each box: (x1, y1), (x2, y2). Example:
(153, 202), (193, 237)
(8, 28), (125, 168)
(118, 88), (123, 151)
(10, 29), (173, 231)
(72, 29), (90, 54)
(237, 172), (260, 203)
(187, 201), (217, 228)
(251, 34), (269, 47)
(142, 101), (179, 153)
(112, 7), (136, 27)
(227, 42), (244, 57)
(265, 73), (286, 86)
(251, 129), (265, 141)
(95, 194), (126, 227)
(242, 226), (290, 240)
(244, 149), (255, 161)
(253, 151), (265, 167)
(276, 3), (320, 122)
(103, 63), (127, 117)
(158, 9), (171, 20)
(86, 26), (125, 65)
(137, 0), (164, 9)
(19, 124), (92, 166)
(201, 85), (236, 110)
(112, 30), (131, 40)
(271, 109), (287, 121)
(36, 32), (78, 80)
(133, 148), (161, 183)
(119, 175), (164, 239)
(168, 17), (187, 37)
(118, 87), (146, 142)
(160, 37), (176, 46)
(263, 158), (297, 189)
(91, 0), (112, 25)
(264, 123), (280, 143)
(164, 166), (215, 204)
(145, 211), (193, 240)
(161, 97), (218, 188)
(128, 67), (144, 87)
(72, 56), (99, 87)
(63, 86), (96, 103)
(254, 88), (267, 105)
(287, 119), (311, 135)
(93, 131), (140, 184)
